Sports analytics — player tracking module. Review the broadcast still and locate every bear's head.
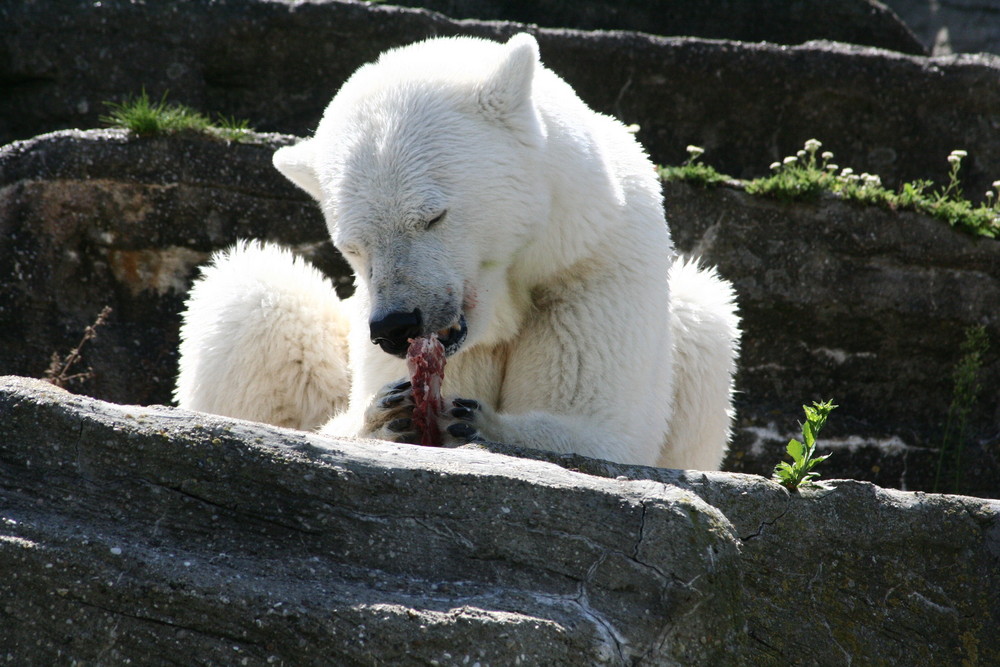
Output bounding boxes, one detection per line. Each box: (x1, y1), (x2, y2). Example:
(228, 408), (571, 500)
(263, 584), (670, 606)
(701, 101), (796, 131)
(274, 33), (552, 358)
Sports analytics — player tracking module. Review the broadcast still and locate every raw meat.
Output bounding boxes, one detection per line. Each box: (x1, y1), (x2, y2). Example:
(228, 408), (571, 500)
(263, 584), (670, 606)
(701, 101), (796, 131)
(406, 335), (446, 447)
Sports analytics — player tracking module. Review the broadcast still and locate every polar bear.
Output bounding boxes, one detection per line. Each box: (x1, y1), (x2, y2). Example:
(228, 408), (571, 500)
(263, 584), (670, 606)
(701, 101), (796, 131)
(175, 33), (740, 470)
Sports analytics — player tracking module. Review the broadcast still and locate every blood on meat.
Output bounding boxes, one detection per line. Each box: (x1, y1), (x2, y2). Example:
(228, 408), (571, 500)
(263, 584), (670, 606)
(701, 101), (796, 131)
(406, 335), (446, 447)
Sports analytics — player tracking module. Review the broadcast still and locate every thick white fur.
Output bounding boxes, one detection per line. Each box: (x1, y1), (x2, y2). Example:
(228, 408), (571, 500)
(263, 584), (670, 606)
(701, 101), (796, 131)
(176, 34), (740, 469)
(175, 241), (351, 429)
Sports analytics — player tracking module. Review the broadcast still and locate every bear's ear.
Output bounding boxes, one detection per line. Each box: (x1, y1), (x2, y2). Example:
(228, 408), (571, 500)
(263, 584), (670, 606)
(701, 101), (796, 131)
(478, 33), (539, 129)
(273, 139), (323, 201)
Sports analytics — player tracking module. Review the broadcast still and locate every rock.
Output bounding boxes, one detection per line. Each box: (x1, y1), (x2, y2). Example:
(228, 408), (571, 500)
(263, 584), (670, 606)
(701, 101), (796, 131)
(395, 0), (927, 54)
(0, 376), (746, 665)
(665, 180), (1000, 498)
(884, 0), (1000, 55)
(0, 129), (348, 407)
(2, 130), (998, 497)
(2, 1), (999, 195)
(1, 375), (998, 665)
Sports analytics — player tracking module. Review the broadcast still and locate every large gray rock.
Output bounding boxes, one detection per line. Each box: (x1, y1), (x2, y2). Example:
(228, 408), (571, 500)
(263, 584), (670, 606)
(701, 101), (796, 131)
(1, 376), (998, 665)
(2, 0), (999, 195)
(393, 0), (927, 54)
(2, 130), (998, 497)
(0, 376), (745, 665)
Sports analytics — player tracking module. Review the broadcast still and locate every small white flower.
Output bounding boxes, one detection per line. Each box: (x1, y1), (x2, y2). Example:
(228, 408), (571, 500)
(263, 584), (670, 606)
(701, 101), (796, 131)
(821, 151), (834, 161)
(783, 156), (798, 165)
(769, 162), (781, 171)
(992, 180), (1000, 189)
(840, 167), (854, 177)
(826, 164), (839, 172)
(625, 124), (640, 134)
(686, 144), (705, 157)
(796, 150), (806, 159)
(804, 139), (822, 153)
(950, 149), (968, 158)
(947, 155), (961, 166)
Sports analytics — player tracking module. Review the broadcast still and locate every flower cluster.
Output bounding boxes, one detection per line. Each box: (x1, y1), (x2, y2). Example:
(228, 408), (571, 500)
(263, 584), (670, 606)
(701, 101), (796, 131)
(668, 138), (999, 237)
(768, 139), (884, 196)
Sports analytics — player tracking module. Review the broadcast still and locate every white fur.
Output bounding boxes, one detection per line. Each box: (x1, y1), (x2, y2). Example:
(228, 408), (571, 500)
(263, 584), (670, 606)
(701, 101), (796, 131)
(175, 34), (740, 469)
(175, 241), (350, 430)
(664, 257), (741, 470)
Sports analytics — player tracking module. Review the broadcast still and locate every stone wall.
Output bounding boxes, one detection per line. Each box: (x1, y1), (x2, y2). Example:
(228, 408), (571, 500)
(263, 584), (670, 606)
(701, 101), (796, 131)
(3, 1), (1000, 195)
(2, 129), (998, 497)
(390, 0), (927, 53)
(666, 181), (1000, 497)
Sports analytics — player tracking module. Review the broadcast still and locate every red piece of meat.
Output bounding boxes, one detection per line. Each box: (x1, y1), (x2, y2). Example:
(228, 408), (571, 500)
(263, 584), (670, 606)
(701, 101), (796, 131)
(406, 335), (446, 447)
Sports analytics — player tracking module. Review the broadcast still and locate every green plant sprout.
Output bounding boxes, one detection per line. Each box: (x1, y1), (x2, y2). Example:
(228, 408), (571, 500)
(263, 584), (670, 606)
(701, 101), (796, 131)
(101, 90), (253, 141)
(772, 400), (837, 490)
(934, 325), (989, 494)
(657, 145), (730, 187)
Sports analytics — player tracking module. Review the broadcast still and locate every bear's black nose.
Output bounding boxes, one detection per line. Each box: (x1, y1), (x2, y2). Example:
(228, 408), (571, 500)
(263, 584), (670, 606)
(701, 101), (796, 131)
(370, 308), (422, 357)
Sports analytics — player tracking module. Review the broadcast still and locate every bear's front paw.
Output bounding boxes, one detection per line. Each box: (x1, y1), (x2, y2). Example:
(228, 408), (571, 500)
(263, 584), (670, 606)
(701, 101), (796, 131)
(439, 398), (491, 446)
(363, 379), (421, 444)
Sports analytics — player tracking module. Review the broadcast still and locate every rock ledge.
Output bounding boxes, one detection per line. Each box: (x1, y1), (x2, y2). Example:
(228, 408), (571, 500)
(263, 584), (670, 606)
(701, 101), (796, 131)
(2, 376), (997, 665)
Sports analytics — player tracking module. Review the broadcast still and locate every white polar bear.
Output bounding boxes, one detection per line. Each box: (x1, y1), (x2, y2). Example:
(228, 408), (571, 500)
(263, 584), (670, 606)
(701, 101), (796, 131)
(175, 33), (740, 470)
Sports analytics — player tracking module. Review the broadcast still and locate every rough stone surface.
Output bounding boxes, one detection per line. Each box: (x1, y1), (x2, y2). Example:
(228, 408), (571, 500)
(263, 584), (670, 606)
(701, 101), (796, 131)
(476, 438), (1000, 667)
(2, 376), (998, 665)
(393, 0), (927, 54)
(0, 376), (746, 665)
(665, 180), (1000, 498)
(0, 129), (349, 408)
(3, 0), (1000, 195)
(884, 0), (1000, 55)
(3, 130), (998, 497)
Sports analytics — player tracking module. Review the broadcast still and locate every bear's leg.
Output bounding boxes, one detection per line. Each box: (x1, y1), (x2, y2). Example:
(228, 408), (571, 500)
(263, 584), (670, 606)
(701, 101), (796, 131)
(662, 256), (741, 471)
(174, 241), (351, 430)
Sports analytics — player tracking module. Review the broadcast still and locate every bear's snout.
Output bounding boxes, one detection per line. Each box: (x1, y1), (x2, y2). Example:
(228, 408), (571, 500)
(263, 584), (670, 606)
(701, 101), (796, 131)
(370, 308), (423, 357)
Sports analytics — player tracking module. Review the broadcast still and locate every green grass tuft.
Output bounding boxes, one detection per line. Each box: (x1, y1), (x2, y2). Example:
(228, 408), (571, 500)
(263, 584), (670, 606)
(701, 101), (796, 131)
(658, 145), (732, 187)
(101, 90), (253, 141)
(102, 90), (211, 135)
(213, 114), (254, 142)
